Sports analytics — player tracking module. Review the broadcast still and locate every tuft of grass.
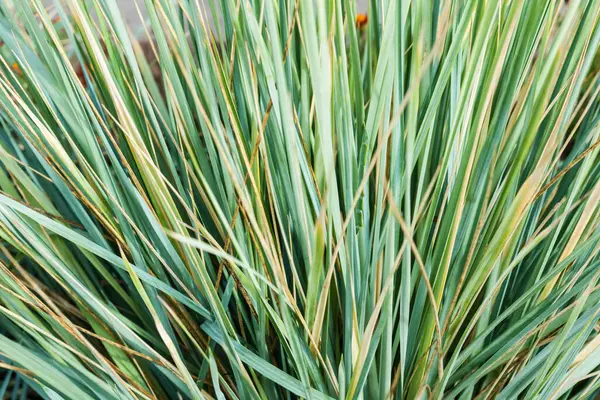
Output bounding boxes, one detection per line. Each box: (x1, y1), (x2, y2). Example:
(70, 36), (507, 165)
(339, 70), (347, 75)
(0, 0), (600, 398)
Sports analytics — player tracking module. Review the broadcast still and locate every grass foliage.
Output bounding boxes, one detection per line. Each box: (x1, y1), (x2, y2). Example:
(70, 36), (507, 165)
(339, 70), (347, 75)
(1, 0), (600, 398)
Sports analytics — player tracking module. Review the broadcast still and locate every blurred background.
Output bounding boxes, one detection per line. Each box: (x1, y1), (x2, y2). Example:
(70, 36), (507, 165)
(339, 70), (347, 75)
(39, 0), (369, 33)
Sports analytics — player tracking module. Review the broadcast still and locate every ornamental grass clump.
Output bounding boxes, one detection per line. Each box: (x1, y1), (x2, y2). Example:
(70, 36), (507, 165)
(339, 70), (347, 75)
(1, 0), (600, 398)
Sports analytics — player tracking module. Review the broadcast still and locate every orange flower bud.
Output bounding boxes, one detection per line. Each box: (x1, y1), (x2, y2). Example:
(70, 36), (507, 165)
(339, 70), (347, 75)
(356, 13), (368, 28)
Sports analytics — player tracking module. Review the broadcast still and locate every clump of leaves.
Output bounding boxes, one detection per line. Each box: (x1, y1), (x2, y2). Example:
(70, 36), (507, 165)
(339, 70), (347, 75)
(0, 0), (600, 399)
